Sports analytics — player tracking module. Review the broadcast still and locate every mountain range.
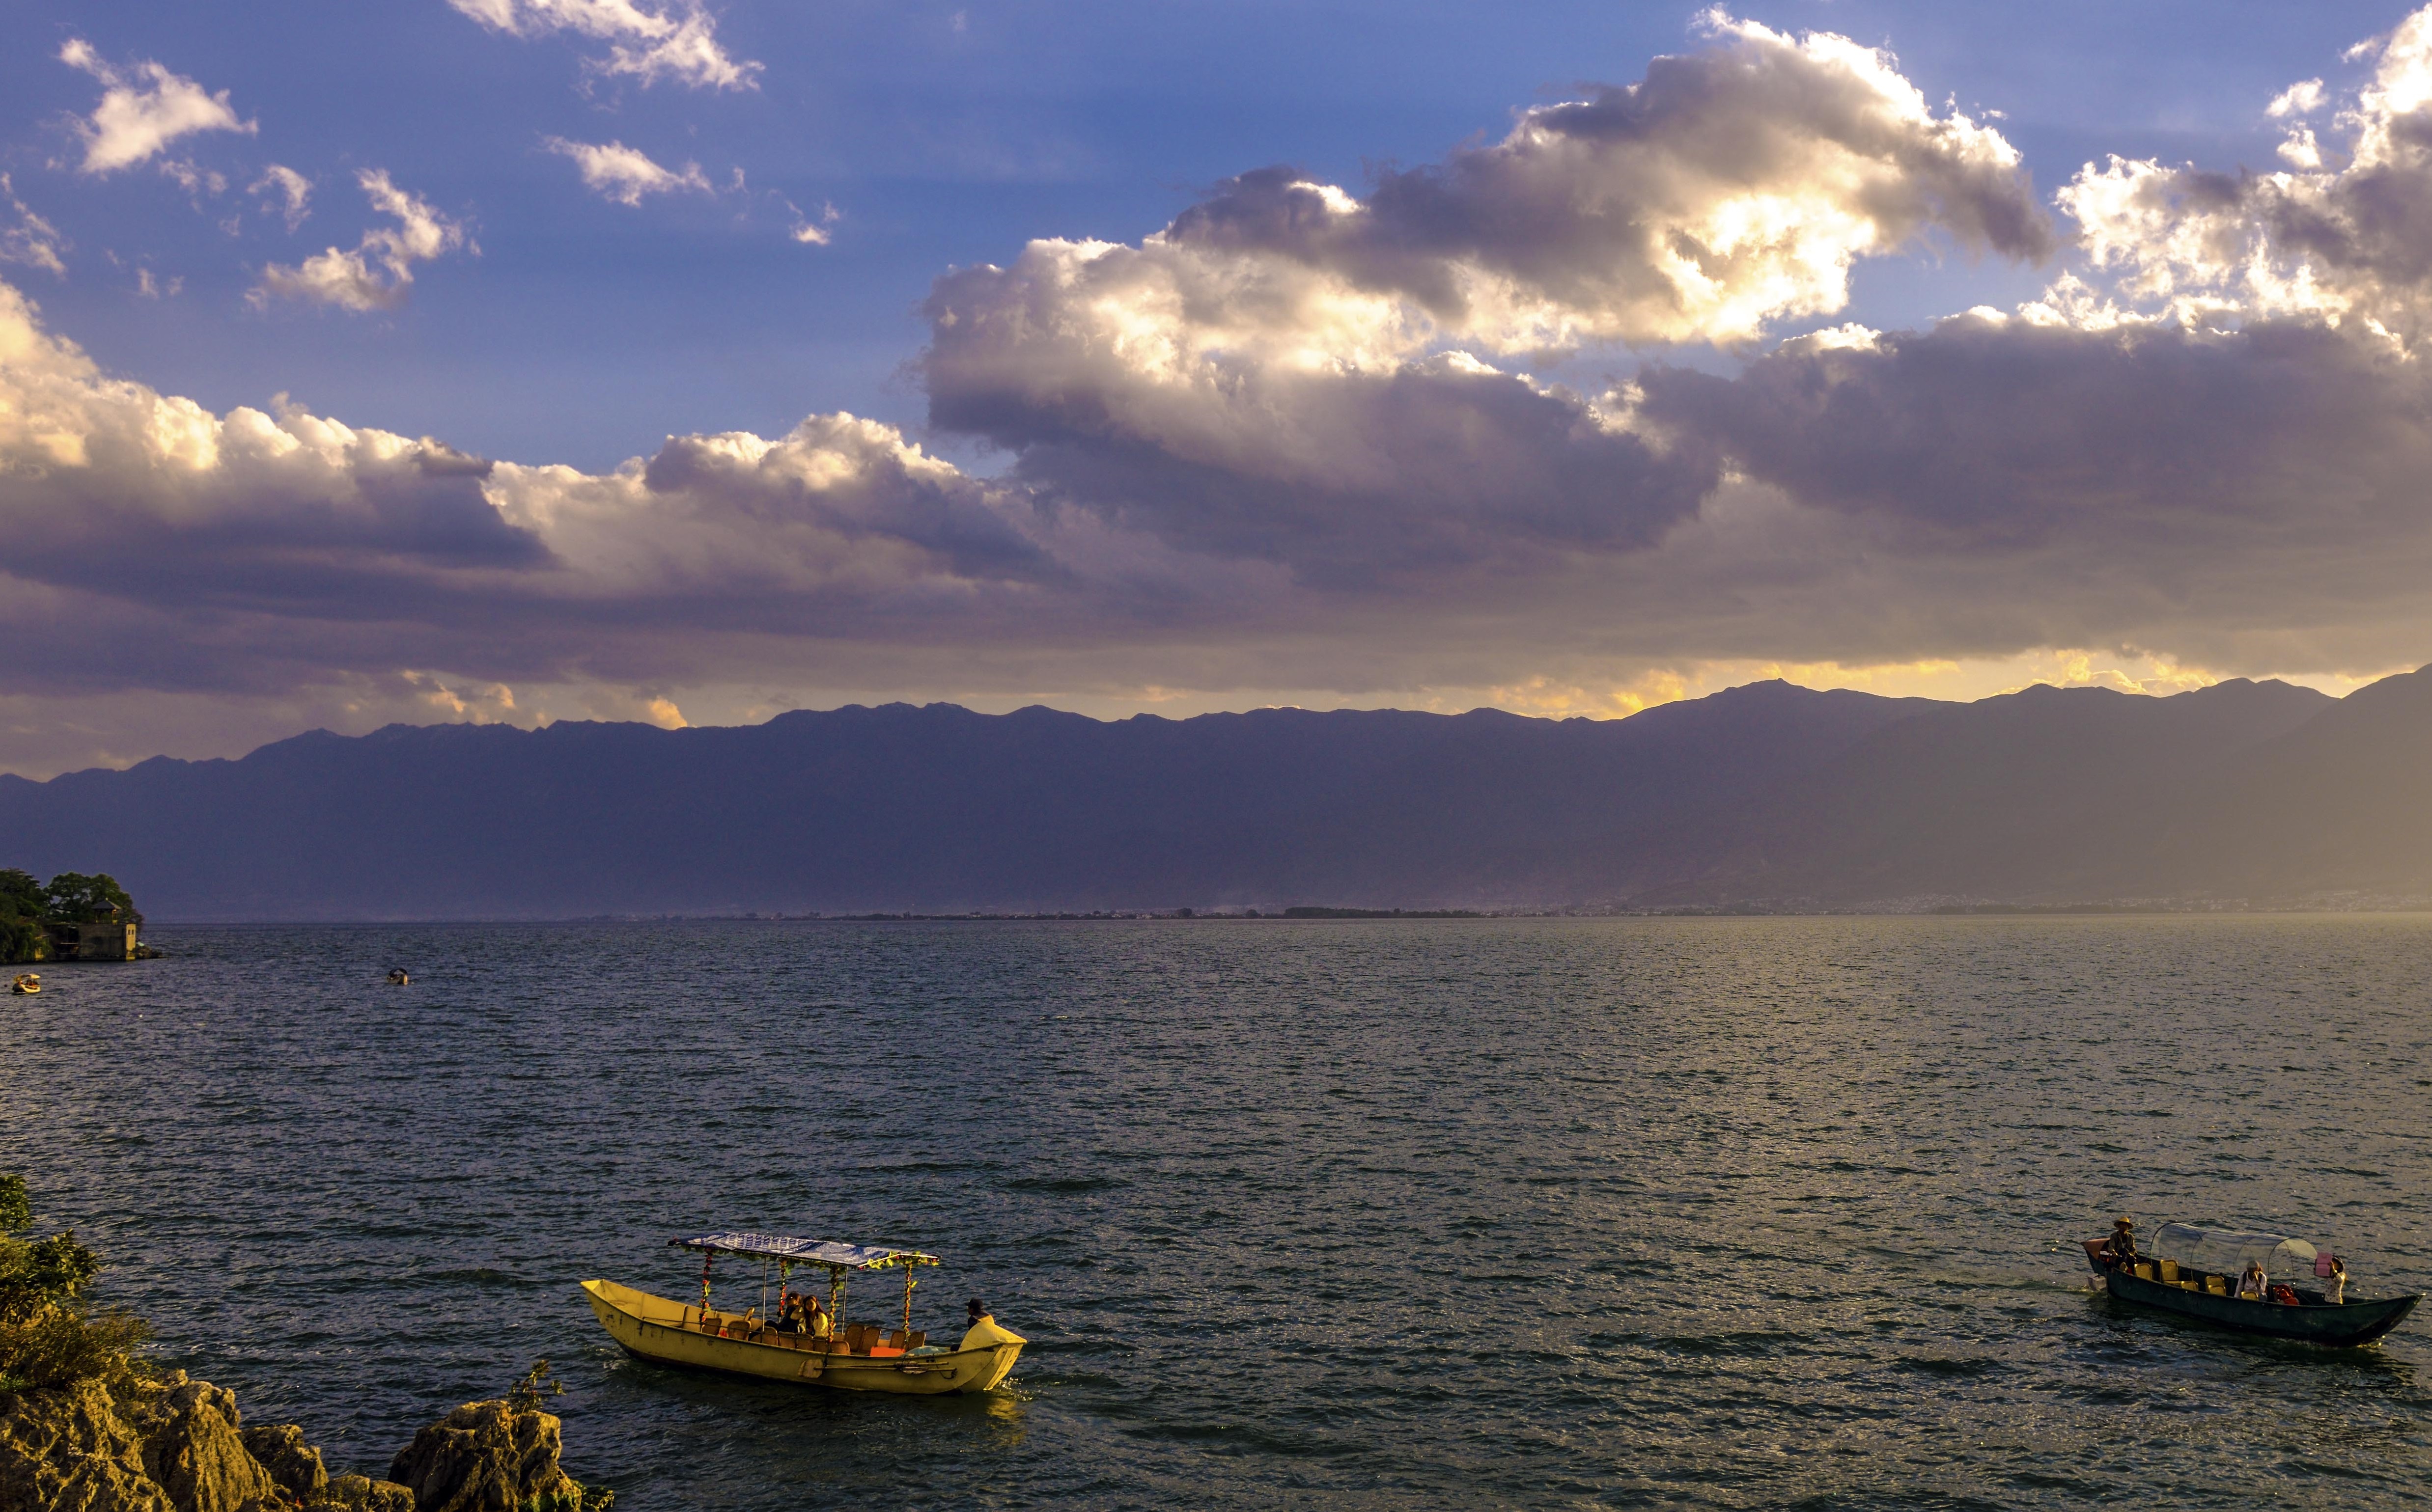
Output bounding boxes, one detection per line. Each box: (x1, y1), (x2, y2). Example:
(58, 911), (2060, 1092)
(4, 667), (2430, 919)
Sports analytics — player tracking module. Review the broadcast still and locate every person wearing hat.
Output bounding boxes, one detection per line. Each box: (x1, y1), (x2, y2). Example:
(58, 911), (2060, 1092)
(2102, 1217), (2140, 1268)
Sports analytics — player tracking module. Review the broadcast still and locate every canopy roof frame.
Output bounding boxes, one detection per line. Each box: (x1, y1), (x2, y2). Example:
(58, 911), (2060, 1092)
(672, 1232), (941, 1270)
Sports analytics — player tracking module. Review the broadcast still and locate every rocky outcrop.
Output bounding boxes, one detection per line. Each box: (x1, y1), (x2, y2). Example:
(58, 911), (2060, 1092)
(0, 1375), (168, 1512)
(128, 1378), (283, 1512)
(237, 1425), (324, 1506)
(311, 1476), (414, 1512)
(386, 1400), (580, 1512)
(0, 1370), (596, 1512)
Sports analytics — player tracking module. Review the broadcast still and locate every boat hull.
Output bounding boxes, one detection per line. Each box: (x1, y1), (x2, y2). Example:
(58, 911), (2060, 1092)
(2102, 1267), (2418, 1346)
(582, 1280), (1022, 1395)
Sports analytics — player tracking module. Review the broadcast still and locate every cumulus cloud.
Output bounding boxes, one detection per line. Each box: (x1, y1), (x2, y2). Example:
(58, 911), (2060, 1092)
(921, 13), (2043, 577)
(0, 276), (1063, 692)
(2058, 9), (2432, 340)
(251, 165), (312, 229)
(254, 171), (467, 311)
(57, 38), (255, 175)
(29, 11), (2432, 777)
(542, 137), (711, 205)
(0, 177), (67, 277)
(2267, 78), (2326, 118)
(447, 0), (760, 90)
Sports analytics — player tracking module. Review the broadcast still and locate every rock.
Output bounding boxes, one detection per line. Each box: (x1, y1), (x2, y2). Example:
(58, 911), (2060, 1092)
(385, 1400), (579, 1512)
(128, 1378), (283, 1512)
(239, 1424), (326, 1503)
(0, 1375), (172, 1512)
(307, 1474), (416, 1512)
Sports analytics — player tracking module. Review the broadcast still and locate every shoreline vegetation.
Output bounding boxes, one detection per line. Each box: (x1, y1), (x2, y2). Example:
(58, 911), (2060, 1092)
(0, 1173), (612, 1512)
(1, 871), (149, 965)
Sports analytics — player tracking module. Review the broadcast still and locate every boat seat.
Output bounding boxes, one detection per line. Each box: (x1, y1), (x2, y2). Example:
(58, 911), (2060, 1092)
(888, 1329), (924, 1350)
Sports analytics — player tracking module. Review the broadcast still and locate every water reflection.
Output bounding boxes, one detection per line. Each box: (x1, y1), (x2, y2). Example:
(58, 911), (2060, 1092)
(2, 916), (2429, 1507)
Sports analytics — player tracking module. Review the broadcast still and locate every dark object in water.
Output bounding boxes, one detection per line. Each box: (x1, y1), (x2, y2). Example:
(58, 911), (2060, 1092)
(386, 968), (410, 985)
(2082, 1238), (2418, 1347)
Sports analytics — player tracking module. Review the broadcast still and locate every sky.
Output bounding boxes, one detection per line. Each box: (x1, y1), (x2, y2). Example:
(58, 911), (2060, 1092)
(3, 0), (2431, 776)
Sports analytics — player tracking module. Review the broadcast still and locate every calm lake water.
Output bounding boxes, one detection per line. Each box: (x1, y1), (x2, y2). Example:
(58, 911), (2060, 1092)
(5, 916), (2432, 1508)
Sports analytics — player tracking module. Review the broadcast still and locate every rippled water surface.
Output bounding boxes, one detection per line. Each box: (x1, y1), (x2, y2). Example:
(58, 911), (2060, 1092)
(6, 916), (2432, 1508)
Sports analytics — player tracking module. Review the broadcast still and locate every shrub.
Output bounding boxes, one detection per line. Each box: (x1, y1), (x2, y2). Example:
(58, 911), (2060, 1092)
(0, 1172), (147, 1393)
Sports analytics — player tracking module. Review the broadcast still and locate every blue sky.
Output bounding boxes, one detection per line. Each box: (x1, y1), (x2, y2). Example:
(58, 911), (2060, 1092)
(3, 1), (2431, 774)
(2, 1), (2386, 466)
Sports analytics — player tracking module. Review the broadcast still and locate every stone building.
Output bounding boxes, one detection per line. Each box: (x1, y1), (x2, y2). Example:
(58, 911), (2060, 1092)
(44, 918), (138, 961)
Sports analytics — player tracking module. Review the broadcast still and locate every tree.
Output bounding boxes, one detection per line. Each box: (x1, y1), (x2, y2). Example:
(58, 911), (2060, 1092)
(0, 871), (45, 964)
(39, 873), (139, 926)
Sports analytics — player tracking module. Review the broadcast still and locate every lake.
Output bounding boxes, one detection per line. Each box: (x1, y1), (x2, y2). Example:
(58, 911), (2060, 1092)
(4, 916), (2430, 1508)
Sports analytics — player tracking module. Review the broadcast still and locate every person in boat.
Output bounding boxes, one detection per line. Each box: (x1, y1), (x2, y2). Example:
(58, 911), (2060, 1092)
(960, 1297), (1021, 1354)
(2238, 1260), (2268, 1300)
(2324, 1256), (2348, 1305)
(2101, 1217), (2139, 1267)
(805, 1292), (831, 1340)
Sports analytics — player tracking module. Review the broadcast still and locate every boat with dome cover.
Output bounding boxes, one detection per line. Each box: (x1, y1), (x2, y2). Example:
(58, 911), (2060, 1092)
(583, 1232), (1026, 1394)
(2084, 1220), (2418, 1346)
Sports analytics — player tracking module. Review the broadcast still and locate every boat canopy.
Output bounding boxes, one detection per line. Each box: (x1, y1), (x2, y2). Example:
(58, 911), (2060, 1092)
(2148, 1222), (2319, 1276)
(672, 1233), (939, 1269)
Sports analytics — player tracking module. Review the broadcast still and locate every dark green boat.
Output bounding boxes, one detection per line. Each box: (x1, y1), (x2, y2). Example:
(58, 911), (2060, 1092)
(2082, 1230), (2420, 1347)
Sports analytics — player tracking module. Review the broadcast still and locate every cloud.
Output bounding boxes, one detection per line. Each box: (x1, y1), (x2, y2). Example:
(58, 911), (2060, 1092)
(542, 137), (711, 205)
(2267, 78), (2326, 118)
(251, 165), (312, 229)
(29, 11), (2432, 777)
(788, 200), (839, 245)
(2058, 8), (2432, 340)
(57, 38), (255, 175)
(447, 0), (760, 90)
(254, 171), (468, 311)
(0, 177), (67, 277)
(919, 12), (2041, 579)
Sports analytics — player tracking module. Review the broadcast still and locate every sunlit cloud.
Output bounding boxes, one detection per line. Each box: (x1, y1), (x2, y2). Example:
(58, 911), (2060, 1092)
(543, 137), (711, 205)
(250, 165), (313, 230)
(446, 0), (761, 90)
(254, 170), (468, 311)
(0, 177), (67, 277)
(57, 38), (254, 175)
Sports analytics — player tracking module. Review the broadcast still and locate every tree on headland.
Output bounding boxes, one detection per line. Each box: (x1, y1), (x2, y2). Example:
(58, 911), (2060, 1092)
(0, 869), (144, 963)
(38, 873), (138, 926)
(0, 871), (45, 964)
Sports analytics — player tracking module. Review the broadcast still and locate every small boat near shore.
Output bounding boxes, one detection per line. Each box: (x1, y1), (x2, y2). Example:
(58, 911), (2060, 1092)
(2084, 1221), (2418, 1347)
(9, 972), (37, 995)
(584, 1232), (1025, 1396)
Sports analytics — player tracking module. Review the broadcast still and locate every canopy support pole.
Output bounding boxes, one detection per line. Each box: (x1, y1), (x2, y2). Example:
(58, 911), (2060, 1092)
(903, 1266), (915, 1337)
(829, 1264), (845, 1349)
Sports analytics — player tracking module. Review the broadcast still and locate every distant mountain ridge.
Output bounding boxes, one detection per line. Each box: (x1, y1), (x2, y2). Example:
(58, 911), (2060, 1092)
(1, 669), (2425, 919)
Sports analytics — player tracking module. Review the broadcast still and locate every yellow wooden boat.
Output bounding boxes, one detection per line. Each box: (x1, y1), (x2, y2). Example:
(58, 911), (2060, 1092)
(583, 1232), (1025, 1397)
(9, 973), (38, 995)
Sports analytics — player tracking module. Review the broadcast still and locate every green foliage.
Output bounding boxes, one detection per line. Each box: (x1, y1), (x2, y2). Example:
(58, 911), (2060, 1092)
(0, 1305), (149, 1394)
(524, 1485), (614, 1512)
(0, 871), (47, 964)
(0, 1232), (104, 1326)
(0, 1172), (142, 1393)
(1, 868), (148, 961)
(507, 1358), (565, 1416)
(40, 872), (138, 926)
